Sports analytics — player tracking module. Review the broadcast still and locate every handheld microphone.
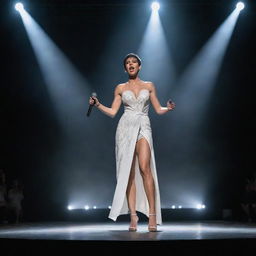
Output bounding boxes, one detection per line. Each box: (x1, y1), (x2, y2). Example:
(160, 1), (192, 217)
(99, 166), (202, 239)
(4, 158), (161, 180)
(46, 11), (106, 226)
(87, 92), (97, 117)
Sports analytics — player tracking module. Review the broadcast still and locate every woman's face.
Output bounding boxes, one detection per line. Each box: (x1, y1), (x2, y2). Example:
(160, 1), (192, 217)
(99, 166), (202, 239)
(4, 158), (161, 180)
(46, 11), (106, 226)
(125, 57), (141, 77)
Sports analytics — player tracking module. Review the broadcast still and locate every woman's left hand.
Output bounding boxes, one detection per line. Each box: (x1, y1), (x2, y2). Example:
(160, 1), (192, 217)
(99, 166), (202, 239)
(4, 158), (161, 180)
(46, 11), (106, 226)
(167, 101), (176, 111)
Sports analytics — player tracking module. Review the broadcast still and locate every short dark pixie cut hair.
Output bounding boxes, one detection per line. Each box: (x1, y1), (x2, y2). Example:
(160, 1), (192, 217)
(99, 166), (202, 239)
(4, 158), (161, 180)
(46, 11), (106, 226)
(123, 53), (142, 69)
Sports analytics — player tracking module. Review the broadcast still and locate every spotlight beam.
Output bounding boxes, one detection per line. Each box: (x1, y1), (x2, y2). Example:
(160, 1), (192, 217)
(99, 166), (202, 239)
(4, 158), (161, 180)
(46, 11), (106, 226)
(16, 8), (92, 134)
(138, 4), (176, 91)
(173, 7), (241, 128)
(164, 7), (242, 210)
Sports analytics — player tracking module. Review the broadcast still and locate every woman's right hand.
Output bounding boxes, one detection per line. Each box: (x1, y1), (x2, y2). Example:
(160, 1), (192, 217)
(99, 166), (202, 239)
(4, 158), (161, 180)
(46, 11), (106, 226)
(89, 96), (100, 106)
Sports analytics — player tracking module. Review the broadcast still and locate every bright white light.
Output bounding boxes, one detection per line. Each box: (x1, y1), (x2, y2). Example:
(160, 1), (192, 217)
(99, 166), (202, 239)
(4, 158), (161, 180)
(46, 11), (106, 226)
(108, 206), (111, 209)
(178, 205), (182, 209)
(15, 2), (24, 11)
(171, 205), (176, 209)
(151, 2), (160, 12)
(93, 206), (97, 209)
(236, 2), (245, 11)
(84, 205), (90, 210)
(67, 205), (73, 210)
(196, 204), (206, 209)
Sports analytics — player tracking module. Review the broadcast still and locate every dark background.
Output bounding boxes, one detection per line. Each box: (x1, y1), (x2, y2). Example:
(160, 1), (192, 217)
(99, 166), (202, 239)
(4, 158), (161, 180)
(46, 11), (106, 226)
(1, 0), (256, 221)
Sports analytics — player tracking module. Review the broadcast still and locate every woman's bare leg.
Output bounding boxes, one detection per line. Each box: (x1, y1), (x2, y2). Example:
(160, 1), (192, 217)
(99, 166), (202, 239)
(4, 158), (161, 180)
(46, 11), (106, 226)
(136, 138), (156, 228)
(126, 151), (138, 229)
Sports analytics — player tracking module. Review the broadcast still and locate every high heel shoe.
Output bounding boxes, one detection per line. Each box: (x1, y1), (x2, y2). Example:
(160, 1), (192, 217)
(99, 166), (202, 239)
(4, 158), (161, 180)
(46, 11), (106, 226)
(148, 213), (157, 232)
(129, 213), (139, 232)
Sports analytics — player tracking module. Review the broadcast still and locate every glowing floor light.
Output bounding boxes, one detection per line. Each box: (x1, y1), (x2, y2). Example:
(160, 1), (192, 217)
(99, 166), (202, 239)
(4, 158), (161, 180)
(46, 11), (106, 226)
(151, 2), (160, 12)
(67, 205), (74, 210)
(15, 2), (24, 11)
(236, 2), (245, 11)
(196, 204), (206, 209)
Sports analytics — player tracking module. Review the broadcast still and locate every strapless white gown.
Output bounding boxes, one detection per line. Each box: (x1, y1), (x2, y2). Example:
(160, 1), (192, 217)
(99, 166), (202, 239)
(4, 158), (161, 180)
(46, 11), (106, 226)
(108, 89), (162, 225)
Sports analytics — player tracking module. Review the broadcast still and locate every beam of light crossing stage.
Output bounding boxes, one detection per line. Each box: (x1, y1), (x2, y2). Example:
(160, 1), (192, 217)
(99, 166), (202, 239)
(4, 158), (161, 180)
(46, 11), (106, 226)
(173, 5), (243, 127)
(15, 4), (103, 212)
(165, 5), (244, 208)
(138, 2), (176, 88)
(15, 5), (92, 136)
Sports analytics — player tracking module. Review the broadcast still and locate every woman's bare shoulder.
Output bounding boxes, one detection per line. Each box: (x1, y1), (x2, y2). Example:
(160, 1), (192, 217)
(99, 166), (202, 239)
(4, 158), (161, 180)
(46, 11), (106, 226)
(141, 81), (154, 90)
(115, 83), (126, 94)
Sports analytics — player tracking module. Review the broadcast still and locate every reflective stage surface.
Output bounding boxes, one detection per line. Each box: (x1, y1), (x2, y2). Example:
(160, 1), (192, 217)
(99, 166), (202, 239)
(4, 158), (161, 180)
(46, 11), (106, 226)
(1, 221), (256, 255)
(1, 221), (256, 240)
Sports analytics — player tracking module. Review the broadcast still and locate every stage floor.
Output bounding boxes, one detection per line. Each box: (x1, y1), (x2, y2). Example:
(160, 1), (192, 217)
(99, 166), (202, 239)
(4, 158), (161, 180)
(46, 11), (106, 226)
(0, 221), (256, 240)
(1, 221), (256, 255)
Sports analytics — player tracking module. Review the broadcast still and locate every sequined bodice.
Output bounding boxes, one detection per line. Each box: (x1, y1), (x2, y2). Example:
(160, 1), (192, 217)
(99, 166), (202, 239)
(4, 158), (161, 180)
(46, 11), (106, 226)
(121, 89), (150, 115)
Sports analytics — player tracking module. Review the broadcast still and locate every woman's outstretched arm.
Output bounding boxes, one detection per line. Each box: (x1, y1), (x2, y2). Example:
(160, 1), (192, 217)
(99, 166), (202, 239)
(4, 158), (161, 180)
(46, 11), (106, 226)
(89, 84), (122, 118)
(149, 82), (175, 115)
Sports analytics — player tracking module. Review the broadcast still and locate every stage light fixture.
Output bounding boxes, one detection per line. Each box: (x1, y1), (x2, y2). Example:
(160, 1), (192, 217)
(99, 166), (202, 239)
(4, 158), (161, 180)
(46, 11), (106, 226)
(236, 2), (245, 11)
(67, 205), (73, 210)
(196, 204), (206, 209)
(151, 2), (160, 12)
(15, 2), (24, 11)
